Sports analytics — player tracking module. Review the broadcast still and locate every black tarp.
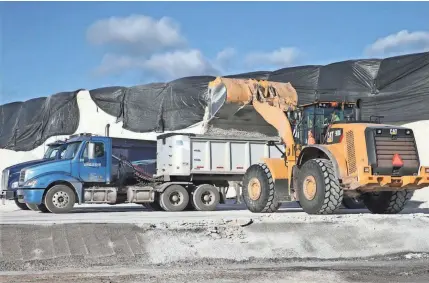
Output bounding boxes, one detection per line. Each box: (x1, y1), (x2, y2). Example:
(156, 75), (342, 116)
(0, 91), (80, 151)
(1, 51), (429, 151)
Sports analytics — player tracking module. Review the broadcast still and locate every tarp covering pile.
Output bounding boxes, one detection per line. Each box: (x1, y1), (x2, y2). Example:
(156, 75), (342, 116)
(0, 91), (80, 151)
(1, 51), (428, 151)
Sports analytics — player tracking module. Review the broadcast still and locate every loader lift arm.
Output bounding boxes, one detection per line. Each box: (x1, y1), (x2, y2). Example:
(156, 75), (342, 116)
(207, 77), (299, 162)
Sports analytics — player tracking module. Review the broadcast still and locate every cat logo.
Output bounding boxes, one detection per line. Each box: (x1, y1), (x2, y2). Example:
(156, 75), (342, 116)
(390, 128), (398, 135)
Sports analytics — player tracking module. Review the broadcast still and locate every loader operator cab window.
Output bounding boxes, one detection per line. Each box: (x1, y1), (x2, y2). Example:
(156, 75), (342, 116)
(297, 102), (355, 145)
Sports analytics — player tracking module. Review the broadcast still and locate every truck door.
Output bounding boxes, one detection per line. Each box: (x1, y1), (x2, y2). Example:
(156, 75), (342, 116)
(79, 141), (108, 183)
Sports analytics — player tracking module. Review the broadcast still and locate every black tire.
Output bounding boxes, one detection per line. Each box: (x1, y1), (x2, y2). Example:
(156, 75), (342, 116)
(37, 203), (51, 213)
(297, 159), (343, 215)
(14, 199), (29, 210)
(192, 184), (220, 211)
(363, 190), (413, 214)
(242, 163), (281, 213)
(44, 185), (76, 214)
(26, 203), (41, 212)
(146, 201), (165, 211)
(159, 185), (190, 212)
(342, 196), (365, 209)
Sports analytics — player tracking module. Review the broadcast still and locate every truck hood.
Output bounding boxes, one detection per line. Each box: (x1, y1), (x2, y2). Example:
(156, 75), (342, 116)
(5, 158), (53, 175)
(22, 159), (71, 183)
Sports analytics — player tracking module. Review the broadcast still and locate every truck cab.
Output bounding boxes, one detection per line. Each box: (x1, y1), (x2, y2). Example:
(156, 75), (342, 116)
(16, 134), (157, 213)
(1, 140), (66, 210)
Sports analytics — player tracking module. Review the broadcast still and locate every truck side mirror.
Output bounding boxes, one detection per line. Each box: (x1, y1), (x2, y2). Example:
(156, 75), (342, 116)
(88, 142), (95, 160)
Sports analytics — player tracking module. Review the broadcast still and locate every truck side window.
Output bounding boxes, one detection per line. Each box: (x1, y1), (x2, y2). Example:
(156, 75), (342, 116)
(83, 142), (105, 159)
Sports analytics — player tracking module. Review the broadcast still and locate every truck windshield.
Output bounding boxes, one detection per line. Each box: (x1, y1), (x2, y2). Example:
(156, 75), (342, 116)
(43, 146), (62, 159)
(61, 142), (82, 160)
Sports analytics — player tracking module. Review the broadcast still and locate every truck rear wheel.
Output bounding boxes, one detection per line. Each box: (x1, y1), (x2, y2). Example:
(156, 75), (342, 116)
(44, 185), (76, 214)
(15, 199), (30, 210)
(242, 163), (281, 213)
(363, 190), (413, 214)
(192, 184), (220, 211)
(297, 159), (343, 215)
(159, 185), (190, 212)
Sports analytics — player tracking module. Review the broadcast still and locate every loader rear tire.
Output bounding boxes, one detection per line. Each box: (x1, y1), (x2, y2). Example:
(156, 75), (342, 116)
(342, 196), (365, 209)
(242, 163), (281, 213)
(363, 190), (413, 214)
(297, 159), (343, 215)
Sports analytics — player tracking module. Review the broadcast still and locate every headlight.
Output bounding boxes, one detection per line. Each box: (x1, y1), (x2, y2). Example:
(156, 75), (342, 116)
(11, 182), (19, 189)
(25, 180), (38, 187)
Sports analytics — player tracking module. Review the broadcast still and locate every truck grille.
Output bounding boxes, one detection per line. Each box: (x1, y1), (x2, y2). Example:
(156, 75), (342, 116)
(1, 170), (9, 191)
(19, 170), (26, 185)
(366, 127), (420, 176)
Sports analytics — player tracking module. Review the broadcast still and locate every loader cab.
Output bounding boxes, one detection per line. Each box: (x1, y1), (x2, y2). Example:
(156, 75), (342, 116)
(294, 101), (356, 145)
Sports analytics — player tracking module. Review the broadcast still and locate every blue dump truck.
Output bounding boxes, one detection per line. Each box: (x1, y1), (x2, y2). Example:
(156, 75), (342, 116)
(1, 140), (66, 210)
(16, 130), (285, 213)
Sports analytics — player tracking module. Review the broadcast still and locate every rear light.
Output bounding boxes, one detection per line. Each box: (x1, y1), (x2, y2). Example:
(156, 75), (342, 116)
(392, 154), (404, 167)
(338, 134), (344, 143)
(364, 167), (370, 173)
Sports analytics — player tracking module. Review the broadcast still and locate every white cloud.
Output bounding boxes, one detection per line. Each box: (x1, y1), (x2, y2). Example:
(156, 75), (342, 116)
(143, 49), (219, 80)
(86, 14), (186, 53)
(94, 50), (219, 80)
(216, 48), (236, 64)
(245, 47), (300, 68)
(365, 30), (429, 57)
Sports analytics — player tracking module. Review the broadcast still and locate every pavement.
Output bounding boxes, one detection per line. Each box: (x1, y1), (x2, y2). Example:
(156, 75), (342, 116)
(1, 200), (429, 282)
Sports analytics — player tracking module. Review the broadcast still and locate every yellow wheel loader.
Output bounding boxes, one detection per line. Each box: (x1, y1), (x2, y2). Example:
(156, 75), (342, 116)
(207, 77), (429, 215)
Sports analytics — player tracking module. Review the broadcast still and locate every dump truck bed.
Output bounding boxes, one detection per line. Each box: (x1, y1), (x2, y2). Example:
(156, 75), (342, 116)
(155, 133), (283, 177)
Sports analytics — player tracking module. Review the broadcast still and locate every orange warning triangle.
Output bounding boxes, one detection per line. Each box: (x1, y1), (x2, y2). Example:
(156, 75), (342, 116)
(392, 153), (404, 167)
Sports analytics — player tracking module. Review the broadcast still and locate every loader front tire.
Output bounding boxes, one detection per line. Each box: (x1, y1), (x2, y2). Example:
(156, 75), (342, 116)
(242, 163), (281, 213)
(363, 190), (413, 214)
(297, 159), (343, 215)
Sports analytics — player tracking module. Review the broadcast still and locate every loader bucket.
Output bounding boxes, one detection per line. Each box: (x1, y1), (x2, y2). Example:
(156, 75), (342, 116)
(205, 77), (298, 137)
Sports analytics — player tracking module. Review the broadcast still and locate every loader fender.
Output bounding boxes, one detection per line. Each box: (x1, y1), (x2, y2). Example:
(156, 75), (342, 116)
(297, 145), (346, 180)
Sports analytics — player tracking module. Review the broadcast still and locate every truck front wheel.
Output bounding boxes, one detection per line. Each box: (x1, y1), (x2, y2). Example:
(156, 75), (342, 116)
(15, 199), (30, 210)
(297, 159), (343, 215)
(242, 163), (281, 213)
(44, 185), (76, 214)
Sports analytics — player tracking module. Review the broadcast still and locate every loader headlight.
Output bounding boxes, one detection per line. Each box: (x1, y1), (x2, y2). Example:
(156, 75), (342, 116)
(11, 182), (19, 189)
(25, 180), (38, 187)
(425, 168), (429, 174)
